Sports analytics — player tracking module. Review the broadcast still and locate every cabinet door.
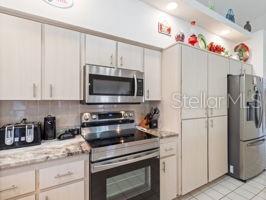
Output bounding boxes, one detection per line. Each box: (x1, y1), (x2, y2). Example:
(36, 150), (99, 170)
(43, 25), (80, 100)
(85, 34), (116, 67)
(242, 63), (253, 75)
(208, 116), (228, 181)
(160, 156), (177, 200)
(0, 14), (41, 100)
(229, 59), (242, 75)
(144, 49), (161, 101)
(182, 46), (208, 119)
(181, 118), (208, 195)
(208, 54), (229, 117)
(117, 42), (144, 71)
(40, 181), (84, 200)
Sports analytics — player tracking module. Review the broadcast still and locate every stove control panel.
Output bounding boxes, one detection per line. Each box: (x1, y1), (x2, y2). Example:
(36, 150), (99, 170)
(81, 111), (135, 123)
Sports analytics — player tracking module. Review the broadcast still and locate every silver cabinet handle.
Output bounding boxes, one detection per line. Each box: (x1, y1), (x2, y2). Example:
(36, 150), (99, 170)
(165, 147), (174, 152)
(210, 108), (214, 116)
(120, 56), (123, 66)
(110, 54), (113, 66)
(147, 89), (150, 99)
(0, 185), (17, 193)
(54, 171), (73, 179)
(162, 161), (166, 173)
(210, 119), (214, 128)
(49, 84), (53, 98)
(33, 83), (37, 98)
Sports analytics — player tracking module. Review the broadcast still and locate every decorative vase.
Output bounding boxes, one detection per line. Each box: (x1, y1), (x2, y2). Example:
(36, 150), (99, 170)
(244, 21), (252, 32)
(226, 9), (235, 23)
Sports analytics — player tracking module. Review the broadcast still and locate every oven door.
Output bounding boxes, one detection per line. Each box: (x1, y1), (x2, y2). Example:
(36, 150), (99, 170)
(90, 150), (160, 200)
(84, 65), (144, 104)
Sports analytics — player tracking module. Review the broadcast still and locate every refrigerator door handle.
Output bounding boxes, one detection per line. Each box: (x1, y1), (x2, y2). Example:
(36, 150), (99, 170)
(247, 138), (266, 147)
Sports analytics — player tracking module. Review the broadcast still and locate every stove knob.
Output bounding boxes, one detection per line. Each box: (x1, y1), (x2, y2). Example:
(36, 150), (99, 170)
(123, 113), (128, 118)
(83, 113), (90, 121)
(91, 114), (97, 120)
(129, 113), (134, 118)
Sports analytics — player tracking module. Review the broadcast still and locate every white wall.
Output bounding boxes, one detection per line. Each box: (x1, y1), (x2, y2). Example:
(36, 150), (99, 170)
(0, 0), (234, 49)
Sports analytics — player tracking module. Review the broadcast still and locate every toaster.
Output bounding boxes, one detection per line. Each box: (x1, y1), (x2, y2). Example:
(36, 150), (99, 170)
(0, 119), (42, 150)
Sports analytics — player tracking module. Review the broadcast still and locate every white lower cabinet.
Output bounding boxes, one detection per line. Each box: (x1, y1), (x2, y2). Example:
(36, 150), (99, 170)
(181, 118), (208, 195)
(160, 138), (178, 200)
(40, 181), (84, 200)
(208, 116), (228, 181)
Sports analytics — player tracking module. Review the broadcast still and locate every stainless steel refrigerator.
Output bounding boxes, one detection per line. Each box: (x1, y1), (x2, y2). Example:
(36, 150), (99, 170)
(228, 74), (266, 181)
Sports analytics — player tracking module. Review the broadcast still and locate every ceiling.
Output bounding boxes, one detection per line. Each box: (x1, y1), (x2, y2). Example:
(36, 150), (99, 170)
(141, 0), (266, 27)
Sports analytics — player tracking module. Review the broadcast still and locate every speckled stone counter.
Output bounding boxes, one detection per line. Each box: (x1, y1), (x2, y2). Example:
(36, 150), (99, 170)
(137, 127), (179, 139)
(0, 136), (90, 171)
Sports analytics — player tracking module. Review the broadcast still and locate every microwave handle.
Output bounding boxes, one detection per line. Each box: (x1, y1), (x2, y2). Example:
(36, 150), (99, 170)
(134, 74), (137, 98)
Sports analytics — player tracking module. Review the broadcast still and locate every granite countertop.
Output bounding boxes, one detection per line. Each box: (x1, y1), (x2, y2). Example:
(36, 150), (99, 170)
(136, 126), (179, 139)
(0, 136), (90, 171)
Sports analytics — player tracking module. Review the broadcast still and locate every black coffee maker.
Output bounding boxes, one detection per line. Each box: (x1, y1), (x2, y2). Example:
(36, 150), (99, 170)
(43, 115), (56, 140)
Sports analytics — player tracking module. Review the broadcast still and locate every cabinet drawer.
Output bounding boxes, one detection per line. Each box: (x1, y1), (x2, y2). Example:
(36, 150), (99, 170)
(160, 141), (177, 158)
(39, 160), (84, 189)
(0, 171), (35, 200)
(40, 181), (84, 200)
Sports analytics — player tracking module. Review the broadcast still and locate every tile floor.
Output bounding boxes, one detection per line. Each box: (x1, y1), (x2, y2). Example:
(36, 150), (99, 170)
(178, 171), (266, 200)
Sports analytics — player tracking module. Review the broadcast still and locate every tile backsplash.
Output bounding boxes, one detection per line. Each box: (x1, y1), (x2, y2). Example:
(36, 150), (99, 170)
(0, 101), (153, 130)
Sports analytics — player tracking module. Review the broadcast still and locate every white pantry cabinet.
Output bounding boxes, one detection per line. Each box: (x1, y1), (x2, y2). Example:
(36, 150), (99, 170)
(242, 63), (253, 75)
(160, 138), (178, 200)
(117, 42), (144, 72)
(144, 49), (161, 101)
(181, 118), (208, 195)
(0, 14), (42, 100)
(182, 45), (208, 119)
(43, 25), (80, 100)
(208, 54), (229, 117)
(85, 34), (117, 67)
(208, 116), (228, 182)
(40, 181), (84, 200)
(229, 59), (242, 75)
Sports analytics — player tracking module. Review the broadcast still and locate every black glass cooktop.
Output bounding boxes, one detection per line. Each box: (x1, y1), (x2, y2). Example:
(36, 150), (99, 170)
(83, 128), (157, 148)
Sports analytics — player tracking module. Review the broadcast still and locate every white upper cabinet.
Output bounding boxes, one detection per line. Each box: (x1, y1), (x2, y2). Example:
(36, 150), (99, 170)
(208, 116), (228, 182)
(144, 49), (161, 101)
(242, 63), (253, 75)
(182, 46), (208, 119)
(85, 34), (117, 67)
(208, 54), (229, 117)
(182, 118), (208, 195)
(229, 59), (242, 75)
(0, 14), (42, 100)
(117, 42), (144, 71)
(43, 25), (80, 100)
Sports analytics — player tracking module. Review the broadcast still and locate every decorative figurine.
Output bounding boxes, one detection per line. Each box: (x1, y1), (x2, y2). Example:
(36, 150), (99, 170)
(244, 21), (252, 32)
(226, 9), (235, 23)
(175, 32), (185, 42)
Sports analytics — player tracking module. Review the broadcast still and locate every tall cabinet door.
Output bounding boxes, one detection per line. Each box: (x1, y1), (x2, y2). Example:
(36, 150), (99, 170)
(208, 116), (228, 181)
(208, 54), (229, 117)
(144, 49), (161, 101)
(43, 25), (80, 100)
(182, 46), (208, 119)
(229, 59), (242, 75)
(117, 42), (144, 72)
(0, 14), (41, 100)
(181, 118), (208, 195)
(85, 35), (117, 67)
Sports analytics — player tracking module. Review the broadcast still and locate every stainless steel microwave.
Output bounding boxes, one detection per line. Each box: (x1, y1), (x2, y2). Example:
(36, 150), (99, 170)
(83, 65), (144, 104)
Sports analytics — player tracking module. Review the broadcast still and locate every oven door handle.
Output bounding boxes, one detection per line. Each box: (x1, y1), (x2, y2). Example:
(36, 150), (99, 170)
(134, 74), (137, 98)
(91, 150), (159, 173)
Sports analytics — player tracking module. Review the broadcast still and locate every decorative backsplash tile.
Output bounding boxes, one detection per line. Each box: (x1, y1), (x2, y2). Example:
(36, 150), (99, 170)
(0, 101), (153, 129)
